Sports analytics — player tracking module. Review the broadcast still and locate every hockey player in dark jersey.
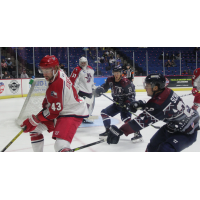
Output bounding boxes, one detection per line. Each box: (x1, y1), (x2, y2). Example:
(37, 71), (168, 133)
(94, 65), (136, 140)
(106, 73), (199, 152)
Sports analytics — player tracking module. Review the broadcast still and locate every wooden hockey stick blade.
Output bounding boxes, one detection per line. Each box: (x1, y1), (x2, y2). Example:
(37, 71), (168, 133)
(1, 127), (25, 152)
(68, 139), (106, 152)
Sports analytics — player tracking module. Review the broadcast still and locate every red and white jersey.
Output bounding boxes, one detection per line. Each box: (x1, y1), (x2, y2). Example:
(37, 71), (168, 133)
(192, 68), (200, 91)
(39, 70), (89, 120)
(70, 65), (94, 94)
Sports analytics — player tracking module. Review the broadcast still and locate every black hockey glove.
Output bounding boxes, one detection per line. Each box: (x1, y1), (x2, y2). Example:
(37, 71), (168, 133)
(94, 87), (105, 97)
(107, 125), (124, 144)
(128, 100), (146, 113)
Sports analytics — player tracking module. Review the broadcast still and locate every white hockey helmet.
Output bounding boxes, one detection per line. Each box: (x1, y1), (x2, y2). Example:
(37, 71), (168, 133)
(79, 57), (88, 68)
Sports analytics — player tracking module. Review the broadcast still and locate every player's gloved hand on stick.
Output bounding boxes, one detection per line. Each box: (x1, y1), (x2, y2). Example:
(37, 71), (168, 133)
(192, 87), (199, 96)
(107, 125), (124, 144)
(20, 115), (40, 133)
(94, 87), (104, 97)
(128, 100), (146, 113)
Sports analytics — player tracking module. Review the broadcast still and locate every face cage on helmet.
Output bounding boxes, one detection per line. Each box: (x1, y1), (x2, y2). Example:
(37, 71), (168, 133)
(112, 70), (123, 75)
(143, 80), (165, 90)
(143, 81), (154, 89)
(38, 67), (54, 74)
(80, 61), (88, 68)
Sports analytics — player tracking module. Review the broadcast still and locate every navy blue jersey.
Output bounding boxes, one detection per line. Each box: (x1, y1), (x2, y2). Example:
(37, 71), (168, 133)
(101, 76), (135, 104)
(128, 88), (199, 135)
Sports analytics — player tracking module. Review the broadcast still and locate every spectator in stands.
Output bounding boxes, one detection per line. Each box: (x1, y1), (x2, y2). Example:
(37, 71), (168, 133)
(165, 60), (172, 70)
(109, 50), (114, 57)
(188, 69), (192, 75)
(116, 54), (121, 63)
(100, 56), (104, 63)
(109, 56), (115, 67)
(158, 53), (163, 60)
(105, 50), (110, 56)
(4, 71), (12, 79)
(182, 70), (188, 75)
(171, 60), (176, 67)
(165, 53), (169, 60)
(103, 52), (108, 63)
(1, 59), (7, 73)
(89, 51), (96, 60)
(176, 53), (181, 60)
(21, 69), (29, 78)
(170, 54), (176, 60)
(6, 58), (12, 68)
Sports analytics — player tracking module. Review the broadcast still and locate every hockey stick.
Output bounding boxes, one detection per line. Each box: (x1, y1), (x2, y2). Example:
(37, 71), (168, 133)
(180, 93), (192, 97)
(102, 93), (160, 129)
(67, 139), (106, 152)
(1, 127), (25, 152)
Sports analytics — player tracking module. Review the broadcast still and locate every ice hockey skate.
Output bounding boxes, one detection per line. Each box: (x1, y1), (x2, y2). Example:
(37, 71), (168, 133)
(82, 118), (94, 123)
(99, 128), (110, 139)
(131, 132), (143, 143)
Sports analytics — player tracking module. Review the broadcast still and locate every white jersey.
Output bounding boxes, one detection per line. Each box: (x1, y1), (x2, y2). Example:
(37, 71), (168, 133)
(40, 70), (89, 120)
(70, 65), (94, 94)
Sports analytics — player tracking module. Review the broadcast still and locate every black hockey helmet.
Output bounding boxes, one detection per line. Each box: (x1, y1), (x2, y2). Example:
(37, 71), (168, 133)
(113, 65), (123, 73)
(145, 73), (166, 90)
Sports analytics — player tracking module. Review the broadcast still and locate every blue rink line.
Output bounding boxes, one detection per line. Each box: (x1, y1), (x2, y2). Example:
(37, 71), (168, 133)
(79, 116), (120, 128)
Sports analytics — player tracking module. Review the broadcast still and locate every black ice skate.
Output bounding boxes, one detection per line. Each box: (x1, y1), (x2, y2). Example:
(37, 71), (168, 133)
(99, 128), (110, 139)
(131, 132), (143, 143)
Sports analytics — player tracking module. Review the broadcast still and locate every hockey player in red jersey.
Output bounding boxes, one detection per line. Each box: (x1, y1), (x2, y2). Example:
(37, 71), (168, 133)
(106, 73), (199, 152)
(20, 55), (89, 152)
(191, 68), (200, 110)
(70, 57), (95, 123)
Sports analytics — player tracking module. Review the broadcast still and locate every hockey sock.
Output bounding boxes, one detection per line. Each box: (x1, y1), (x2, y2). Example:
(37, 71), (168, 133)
(30, 133), (44, 152)
(101, 112), (111, 128)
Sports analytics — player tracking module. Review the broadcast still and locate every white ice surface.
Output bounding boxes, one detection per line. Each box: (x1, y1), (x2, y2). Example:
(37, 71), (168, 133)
(0, 90), (199, 152)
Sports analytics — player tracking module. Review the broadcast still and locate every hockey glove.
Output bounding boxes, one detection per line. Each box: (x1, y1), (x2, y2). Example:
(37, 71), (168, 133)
(192, 87), (199, 96)
(128, 100), (146, 113)
(107, 125), (124, 144)
(94, 87), (105, 97)
(20, 115), (40, 133)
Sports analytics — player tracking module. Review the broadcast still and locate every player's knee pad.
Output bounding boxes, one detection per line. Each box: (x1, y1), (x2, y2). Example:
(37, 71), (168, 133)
(54, 138), (71, 152)
(158, 142), (176, 152)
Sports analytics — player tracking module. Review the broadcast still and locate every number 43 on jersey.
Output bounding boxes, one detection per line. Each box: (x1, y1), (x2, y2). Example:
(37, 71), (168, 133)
(51, 102), (61, 111)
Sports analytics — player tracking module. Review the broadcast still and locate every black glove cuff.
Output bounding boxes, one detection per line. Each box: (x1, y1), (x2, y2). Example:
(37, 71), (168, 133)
(110, 125), (124, 136)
